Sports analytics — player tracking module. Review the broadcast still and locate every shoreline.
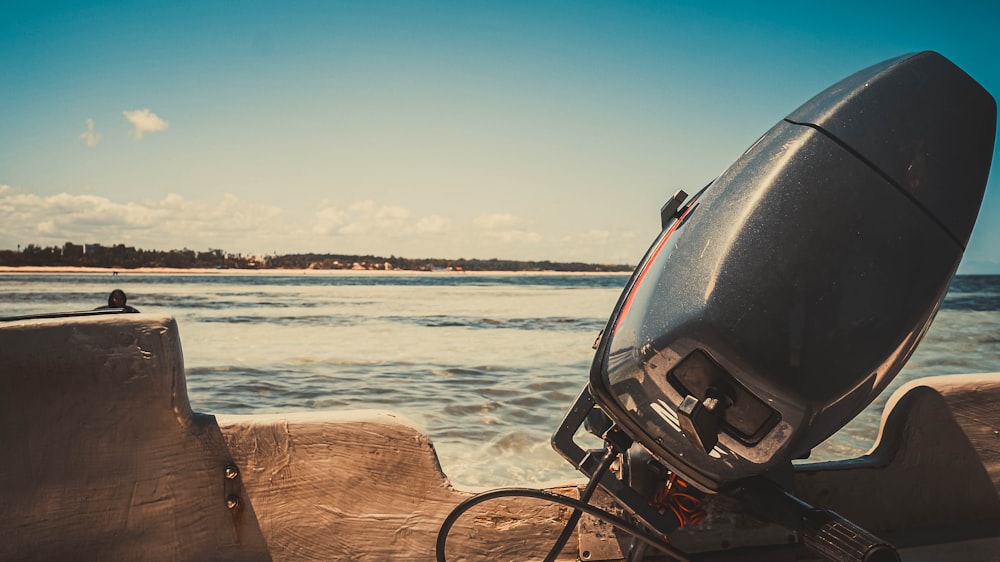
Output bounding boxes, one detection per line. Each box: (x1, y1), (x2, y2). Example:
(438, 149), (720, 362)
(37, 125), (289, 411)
(0, 265), (632, 276)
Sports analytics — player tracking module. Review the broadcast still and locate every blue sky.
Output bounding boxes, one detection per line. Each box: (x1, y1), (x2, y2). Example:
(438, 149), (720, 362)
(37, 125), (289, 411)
(2, 0), (998, 271)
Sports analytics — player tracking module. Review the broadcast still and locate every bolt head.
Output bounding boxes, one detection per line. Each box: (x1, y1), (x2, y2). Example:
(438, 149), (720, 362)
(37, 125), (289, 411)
(226, 495), (240, 509)
(224, 465), (239, 480)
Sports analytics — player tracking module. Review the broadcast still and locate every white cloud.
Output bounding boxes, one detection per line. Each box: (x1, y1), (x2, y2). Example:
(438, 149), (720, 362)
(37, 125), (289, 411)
(123, 109), (169, 140)
(472, 212), (541, 245)
(554, 227), (648, 265)
(79, 118), (101, 147)
(483, 229), (543, 244)
(0, 189), (290, 253)
(349, 199), (410, 224)
(36, 219), (56, 235)
(0, 187), (640, 263)
(474, 212), (521, 230)
(415, 215), (452, 234)
(312, 206), (348, 235)
(312, 200), (411, 236)
(579, 229), (610, 244)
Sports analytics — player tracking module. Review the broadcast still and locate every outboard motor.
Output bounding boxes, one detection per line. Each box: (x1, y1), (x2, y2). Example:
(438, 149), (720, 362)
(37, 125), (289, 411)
(437, 51), (995, 562)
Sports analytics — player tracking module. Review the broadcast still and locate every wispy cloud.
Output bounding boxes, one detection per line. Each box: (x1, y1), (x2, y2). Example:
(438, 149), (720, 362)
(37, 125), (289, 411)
(415, 215), (452, 234)
(558, 228), (642, 264)
(474, 212), (541, 244)
(0, 187), (641, 263)
(0, 189), (447, 256)
(474, 212), (521, 230)
(79, 118), (101, 147)
(123, 109), (169, 140)
(312, 200), (411, 236)
(0, 188), (288, 252)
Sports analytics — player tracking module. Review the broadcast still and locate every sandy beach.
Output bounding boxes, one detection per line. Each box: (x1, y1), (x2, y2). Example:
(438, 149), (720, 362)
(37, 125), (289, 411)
(0, 265), (628, 276)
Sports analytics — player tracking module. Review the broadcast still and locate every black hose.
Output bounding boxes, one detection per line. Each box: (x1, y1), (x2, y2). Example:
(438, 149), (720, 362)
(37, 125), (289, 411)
(542, 447), (617, 562)
(434, 487), (696, 562)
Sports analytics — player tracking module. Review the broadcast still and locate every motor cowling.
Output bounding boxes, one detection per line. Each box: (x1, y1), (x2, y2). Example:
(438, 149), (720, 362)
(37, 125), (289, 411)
(587, 51), (996, 492)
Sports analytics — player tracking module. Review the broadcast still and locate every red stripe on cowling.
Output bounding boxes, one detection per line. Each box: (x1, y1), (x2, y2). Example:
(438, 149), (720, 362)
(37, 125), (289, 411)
(614, 205), (694, 335)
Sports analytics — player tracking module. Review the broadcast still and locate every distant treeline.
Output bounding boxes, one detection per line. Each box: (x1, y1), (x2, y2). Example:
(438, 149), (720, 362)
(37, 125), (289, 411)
(0, 242), (634, 272)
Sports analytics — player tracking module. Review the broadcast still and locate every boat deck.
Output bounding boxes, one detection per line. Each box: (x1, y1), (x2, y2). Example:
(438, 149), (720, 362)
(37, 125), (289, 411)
(1, 314), (998, 560)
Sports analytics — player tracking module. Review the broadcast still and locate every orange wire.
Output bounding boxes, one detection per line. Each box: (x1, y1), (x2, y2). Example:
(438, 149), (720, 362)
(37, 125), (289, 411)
(648, 472), (706, 528)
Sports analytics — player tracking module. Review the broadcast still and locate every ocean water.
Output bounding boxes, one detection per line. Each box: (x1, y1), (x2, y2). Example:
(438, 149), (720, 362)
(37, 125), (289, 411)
(1, 272), (998, 488)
